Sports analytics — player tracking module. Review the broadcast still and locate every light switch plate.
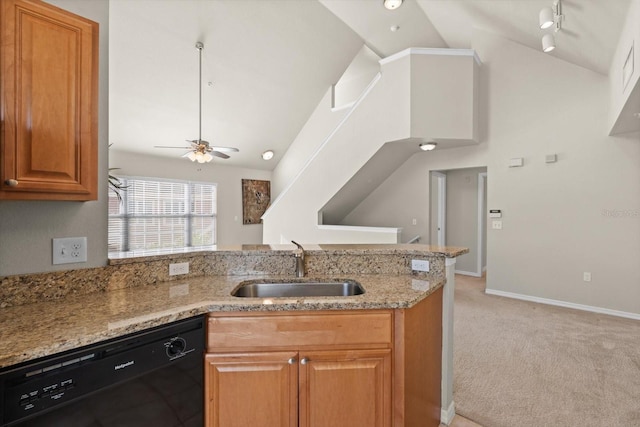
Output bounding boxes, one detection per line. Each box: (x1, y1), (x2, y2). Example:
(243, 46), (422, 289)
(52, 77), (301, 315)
(53, 237), (87, 264)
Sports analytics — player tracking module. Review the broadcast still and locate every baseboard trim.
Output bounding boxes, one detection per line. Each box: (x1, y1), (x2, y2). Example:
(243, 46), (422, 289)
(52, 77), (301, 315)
(455, 269), (482, 277)
(441, 401), (456, 425)
(485, 289), (640, 321)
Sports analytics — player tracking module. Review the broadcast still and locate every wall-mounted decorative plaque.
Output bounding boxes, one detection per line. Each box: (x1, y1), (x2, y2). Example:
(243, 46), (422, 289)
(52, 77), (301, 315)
(241, 179), (270, 224)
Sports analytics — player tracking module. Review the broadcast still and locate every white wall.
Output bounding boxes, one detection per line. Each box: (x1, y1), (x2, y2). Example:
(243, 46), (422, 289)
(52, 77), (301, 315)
(270, 88), (349, 199)
(608, 0), (640, 134)
(109, 150), (271, 246)
(336, 29), (640, 316)
(262, 56), (411, 245)
(263, 50), (479, 245)
(333, 45), (380, 108)
(0, 0), (109, 277)
(340, 159), (430, 244)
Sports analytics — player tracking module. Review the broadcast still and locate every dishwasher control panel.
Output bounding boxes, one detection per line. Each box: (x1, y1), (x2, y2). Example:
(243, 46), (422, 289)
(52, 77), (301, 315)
(0, 316), (205, 426)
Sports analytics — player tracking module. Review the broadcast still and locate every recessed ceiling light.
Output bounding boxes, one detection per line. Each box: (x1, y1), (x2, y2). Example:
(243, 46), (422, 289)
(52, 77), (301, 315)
(261, 150), (274, 160)
(383, 0), (403, 10)
(419, 142), (437, 151)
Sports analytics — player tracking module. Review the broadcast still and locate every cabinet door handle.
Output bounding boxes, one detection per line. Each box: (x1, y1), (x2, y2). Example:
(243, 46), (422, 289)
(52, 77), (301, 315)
(4, 179), (19, 187)
(288, 357), (297, 365)
(300, 357), (309, 365)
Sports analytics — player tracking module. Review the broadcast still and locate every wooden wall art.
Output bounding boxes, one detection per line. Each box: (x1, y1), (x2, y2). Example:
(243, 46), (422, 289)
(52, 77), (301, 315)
(241, 179), (270, 224)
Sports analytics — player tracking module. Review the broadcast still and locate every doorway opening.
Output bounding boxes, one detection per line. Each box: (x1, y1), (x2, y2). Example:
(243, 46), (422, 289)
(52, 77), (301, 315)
(430, 171), (447, 247)
(430, 167), (487, 277)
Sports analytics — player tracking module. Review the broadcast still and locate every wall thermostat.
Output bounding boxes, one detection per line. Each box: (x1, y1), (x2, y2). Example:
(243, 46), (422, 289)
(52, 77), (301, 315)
(489, 209), (502, 218)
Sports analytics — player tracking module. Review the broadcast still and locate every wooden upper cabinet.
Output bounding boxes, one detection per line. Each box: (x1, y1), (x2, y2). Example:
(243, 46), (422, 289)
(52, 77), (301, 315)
(0, 0), (98, 200)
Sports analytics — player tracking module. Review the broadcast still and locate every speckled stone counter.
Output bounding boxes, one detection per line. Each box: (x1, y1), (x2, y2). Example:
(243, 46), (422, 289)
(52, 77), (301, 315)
(1, 244), (467, 308)
(0, 244), (468, 370)
(0, 273), (443, 369)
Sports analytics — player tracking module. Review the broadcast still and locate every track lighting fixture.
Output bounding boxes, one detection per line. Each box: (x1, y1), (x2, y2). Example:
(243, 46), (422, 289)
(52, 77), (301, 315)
(539, 0), (563, 53)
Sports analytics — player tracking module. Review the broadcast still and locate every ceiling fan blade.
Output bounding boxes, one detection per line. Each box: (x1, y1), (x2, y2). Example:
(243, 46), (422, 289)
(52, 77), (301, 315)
(211, 151), (230, 159)
(211, 146), (239, 153)
(154, 145), (192, 149)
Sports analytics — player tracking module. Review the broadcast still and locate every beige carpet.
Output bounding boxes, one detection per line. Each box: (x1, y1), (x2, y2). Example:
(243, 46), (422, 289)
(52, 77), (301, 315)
(453, 275), (640, 427)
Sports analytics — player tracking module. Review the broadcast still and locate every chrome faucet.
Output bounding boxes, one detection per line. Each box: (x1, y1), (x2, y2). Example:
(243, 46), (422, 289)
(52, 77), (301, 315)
(291, 240), (305, 277)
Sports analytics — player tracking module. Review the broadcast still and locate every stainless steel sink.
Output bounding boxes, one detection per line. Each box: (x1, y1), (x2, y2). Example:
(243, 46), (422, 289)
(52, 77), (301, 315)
(231, 279), (365, 298)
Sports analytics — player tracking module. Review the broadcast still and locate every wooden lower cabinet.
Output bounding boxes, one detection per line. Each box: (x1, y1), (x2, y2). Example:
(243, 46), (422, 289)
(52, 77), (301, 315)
(299, 349), (391, 427)
(205, 349), (391, 427)
(205, 294), (442, 427)
(205, 352), (298, 427)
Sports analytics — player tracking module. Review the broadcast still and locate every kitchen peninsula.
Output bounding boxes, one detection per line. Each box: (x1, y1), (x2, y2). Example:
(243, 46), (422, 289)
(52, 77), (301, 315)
(0, 244), (467, 426)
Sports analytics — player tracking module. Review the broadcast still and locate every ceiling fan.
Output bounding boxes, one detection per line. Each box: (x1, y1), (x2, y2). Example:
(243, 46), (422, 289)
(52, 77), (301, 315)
(155, 42), (239, 163)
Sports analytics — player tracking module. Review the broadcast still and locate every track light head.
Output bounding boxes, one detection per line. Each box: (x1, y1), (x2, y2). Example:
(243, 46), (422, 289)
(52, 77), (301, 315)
(539, 7), (554, 29)
(542, 34), (556, 53)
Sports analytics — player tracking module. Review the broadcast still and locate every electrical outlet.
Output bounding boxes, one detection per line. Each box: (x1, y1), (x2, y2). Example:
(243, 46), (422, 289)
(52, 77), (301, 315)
(583, 272), (592, 282)
(53, 237), (87, 264)
(492, 220), (503, 230)
(411, 259), (430, 272)
(169, 262), (189, 276)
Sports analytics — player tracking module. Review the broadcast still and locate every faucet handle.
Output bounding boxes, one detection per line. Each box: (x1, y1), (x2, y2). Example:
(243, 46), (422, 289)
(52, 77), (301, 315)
(291, 240), (306, 277)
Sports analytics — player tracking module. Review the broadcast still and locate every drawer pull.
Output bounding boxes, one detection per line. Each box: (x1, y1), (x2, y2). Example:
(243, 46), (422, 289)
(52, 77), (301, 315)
(4, 179), (19, 187)
(288, 357), (296, 365)
(300, 357), (309, 365)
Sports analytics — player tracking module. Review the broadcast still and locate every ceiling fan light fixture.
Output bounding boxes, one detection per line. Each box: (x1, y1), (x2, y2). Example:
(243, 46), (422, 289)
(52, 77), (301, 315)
(383, 0), (403, 10)
(262, 150), (274, 160)
(419, 142), (437, 151)
(155, 43), (238, 162)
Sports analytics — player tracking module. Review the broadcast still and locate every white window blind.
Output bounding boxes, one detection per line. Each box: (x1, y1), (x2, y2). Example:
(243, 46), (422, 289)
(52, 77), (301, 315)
(108, 177), (216, 253)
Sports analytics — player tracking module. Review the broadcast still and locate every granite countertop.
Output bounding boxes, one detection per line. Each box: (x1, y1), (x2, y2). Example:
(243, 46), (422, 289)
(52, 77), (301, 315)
(108, 243), (469, 264)
(0, 273), (443, 369)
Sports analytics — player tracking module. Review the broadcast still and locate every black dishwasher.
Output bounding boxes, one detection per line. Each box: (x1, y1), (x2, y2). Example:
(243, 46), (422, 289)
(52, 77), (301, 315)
(0, 315), (205, 427)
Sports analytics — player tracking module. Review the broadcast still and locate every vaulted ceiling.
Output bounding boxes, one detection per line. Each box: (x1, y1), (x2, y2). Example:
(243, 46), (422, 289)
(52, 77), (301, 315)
(109, 0), (632, 170)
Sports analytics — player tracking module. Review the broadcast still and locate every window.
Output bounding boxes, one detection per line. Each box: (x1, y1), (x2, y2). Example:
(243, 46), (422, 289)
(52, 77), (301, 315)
(108, 177), (217, 254)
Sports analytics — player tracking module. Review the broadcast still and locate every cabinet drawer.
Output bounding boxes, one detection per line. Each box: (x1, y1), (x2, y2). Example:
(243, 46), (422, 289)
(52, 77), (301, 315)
(207, 311), (393, 352)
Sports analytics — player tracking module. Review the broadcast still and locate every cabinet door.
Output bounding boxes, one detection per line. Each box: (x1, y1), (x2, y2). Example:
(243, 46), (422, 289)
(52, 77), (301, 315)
(0, 0), (98, 200)
(205, 352), (298, 427)
(299, 349), (392, 427)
